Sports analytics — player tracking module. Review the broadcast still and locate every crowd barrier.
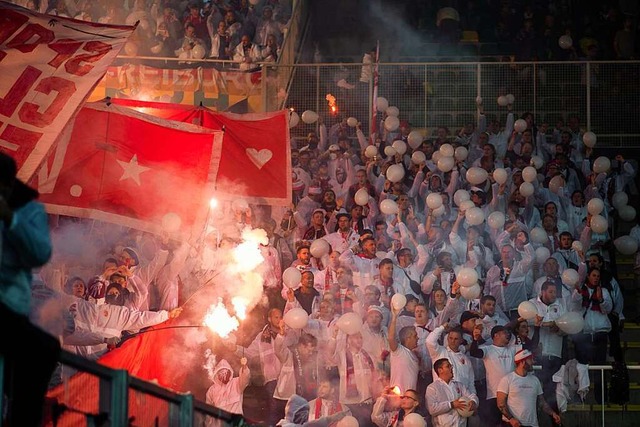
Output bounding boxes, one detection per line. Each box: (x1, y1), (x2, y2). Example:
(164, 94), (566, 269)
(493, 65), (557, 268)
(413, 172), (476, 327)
(0, 350), (635, 426)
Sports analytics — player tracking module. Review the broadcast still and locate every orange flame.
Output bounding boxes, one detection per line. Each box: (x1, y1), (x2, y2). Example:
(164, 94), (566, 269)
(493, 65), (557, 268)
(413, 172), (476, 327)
(326, 94), (338, 116)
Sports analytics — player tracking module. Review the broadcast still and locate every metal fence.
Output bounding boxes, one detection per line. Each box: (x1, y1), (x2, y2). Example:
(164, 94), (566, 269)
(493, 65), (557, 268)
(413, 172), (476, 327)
(263, 61), (640, 149)
(1, 350), (633, 427)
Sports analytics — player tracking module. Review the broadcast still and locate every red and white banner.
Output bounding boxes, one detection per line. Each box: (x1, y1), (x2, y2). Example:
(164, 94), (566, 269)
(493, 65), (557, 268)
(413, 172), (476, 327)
(32, 103), (222, 234)
(108, 98), (292, 206)
(0, 1), (136, 180)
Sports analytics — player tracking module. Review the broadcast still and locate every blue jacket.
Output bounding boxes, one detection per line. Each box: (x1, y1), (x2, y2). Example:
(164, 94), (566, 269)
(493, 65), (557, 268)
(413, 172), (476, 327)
(1, 200), (52, 316)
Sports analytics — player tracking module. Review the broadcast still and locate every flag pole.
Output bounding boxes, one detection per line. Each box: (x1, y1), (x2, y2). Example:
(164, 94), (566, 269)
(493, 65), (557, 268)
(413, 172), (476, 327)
(370, 40), (380, 146)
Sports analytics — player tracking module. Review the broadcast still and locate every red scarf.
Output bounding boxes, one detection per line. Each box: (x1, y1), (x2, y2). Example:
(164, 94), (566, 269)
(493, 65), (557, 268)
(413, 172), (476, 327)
(345, 349), (374, 398)
(314, 398), (343, 421)
(580, 284), (602, 312)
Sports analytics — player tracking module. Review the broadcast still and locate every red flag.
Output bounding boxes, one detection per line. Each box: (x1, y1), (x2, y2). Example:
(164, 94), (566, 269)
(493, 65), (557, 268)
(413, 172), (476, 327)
(109, 98), (292, 206)
(0, 2), (136, 180)
(33, 103), (222, 233)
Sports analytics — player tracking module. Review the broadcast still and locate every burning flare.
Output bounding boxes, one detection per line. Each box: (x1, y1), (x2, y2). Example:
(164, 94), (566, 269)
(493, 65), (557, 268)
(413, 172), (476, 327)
(326, 94), (338, 115)
(203, 298), (240, 338)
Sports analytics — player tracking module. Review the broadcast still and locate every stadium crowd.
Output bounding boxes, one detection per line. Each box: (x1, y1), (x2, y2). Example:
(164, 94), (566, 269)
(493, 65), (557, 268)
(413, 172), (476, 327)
(9, 0), (291, 65)
(4, 1), (640, 426)
(28, 94), (639, 427)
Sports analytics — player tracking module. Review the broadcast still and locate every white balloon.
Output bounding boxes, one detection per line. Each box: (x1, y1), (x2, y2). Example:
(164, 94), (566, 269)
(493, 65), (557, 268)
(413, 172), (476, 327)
(493, 168), (508, 185)
(619, 205), (637, 222)
(347, 117), (358, 127)
(336, 312), (363, 335)
(376, 97), (389, 112)
(518, 301), (538, 320)
(583, 131), (597, 148)
(535, 246), (551, 264)
(555, 311), (584, 335)
(459, 200), (475, 212)
(590, 214), (608, 234)
(612, 192), (629, 209)
(354, 188), (370, 206)
(548, 175), (564, 194)
(519, 182), (534, 197)
(558, 34), (573, 49)
(384, 116), (400, 132)
(411, 151), (426, 164)
(403, 413), (426, 427)
(530, 227), (548, 244)
(283, 307), (308, 329)
(505, 94), (515, 105)
(289, 111), (300, 128)
(386, 164), (405, 183)
(455, 396), (475, 418)
(466, 167), (488, 185)
(407, 130), (423, 149)
(380, 199), (399, 215)
(454, 146), (469, 161)
(192, 44), (205, 59)
(432, 151), (442, 163)
(487, 211), (505, 229)
(587, 198), (604, 215)
(433, 205), (446, 217)
(561, 268), (579, 287)
(530, 155), (544, 170)
(457, 267), (479, 287)
(454, 189), (470, 206)
(460, 283), (481, 300)
(283, 267), (301, 288)
(386, 106), (400, 117)
(301, 110), (318, 124)
(615, 235), (638, 255)
(310, 239), (330, 258)
(437, 156), (455, 172)
(440, 143), (454, 157)
(522, 166), (537, 183)
(571, 241), (583, 252)
(337, 416), (359, 427)
(497, 95), (508, 107)
(514, 119), (527, 133)
(364, 145), (378, 158)
(392, 140), (407, 155)
(391, 293), (407, 311)
(465, 207), (485, 226)
(593, 156), (611, 174)
(384, 146), (397, 157)
(426, 193), (443, 210)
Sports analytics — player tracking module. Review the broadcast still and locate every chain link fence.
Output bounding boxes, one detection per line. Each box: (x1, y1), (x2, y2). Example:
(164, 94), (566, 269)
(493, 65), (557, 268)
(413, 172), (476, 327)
(265, 61), (640, 148)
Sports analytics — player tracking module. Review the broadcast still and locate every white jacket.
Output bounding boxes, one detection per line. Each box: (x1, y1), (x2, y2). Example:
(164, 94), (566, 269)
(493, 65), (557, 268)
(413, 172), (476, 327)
(426, 377), (478, 427)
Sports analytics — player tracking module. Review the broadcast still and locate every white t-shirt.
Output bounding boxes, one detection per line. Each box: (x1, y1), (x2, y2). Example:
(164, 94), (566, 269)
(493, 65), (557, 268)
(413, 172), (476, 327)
(480, 345), (516, 399)
(390, 344), (419, 393)
(497, 372), (543, 427)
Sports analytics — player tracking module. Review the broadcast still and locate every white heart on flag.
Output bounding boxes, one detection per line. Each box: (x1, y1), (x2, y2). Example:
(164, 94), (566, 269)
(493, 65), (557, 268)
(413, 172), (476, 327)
(246, 148), (273, 169)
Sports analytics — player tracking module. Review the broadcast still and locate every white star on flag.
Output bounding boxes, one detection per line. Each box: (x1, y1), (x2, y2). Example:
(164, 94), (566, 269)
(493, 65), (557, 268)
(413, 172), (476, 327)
(117, 154), (150, 185)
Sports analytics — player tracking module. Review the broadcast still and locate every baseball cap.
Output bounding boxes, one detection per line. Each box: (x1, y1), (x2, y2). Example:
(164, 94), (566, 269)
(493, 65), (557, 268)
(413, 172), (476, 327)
(514, 348), (533, 363)
(460, 311), (480, 325)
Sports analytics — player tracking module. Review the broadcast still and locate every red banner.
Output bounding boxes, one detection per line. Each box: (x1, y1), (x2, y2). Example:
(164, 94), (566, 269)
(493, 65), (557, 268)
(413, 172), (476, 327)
(32, 103), (222, 233)
(0, 1), (136, 180)
(109, 98), (292, 206)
